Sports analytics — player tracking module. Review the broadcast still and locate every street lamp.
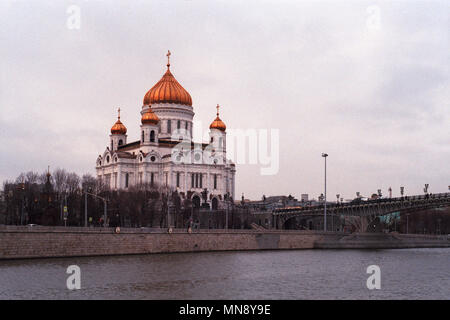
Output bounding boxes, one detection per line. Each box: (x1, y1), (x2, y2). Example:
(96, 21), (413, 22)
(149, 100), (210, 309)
(406, 213), (410, 234)
(400, 186), (404, 197)
(225, 192), (231, 230)
(83, 187), (92, 227)
(84, 191), (108, 227)
(321, 153), (328, 231)
(424, 184), (429, 195)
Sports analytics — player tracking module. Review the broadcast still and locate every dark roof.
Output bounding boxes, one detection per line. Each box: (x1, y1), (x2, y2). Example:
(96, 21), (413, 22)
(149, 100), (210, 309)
(117, 140), (140, 151)
(116, 152), (137, 159)
(158, 138), (210, 149)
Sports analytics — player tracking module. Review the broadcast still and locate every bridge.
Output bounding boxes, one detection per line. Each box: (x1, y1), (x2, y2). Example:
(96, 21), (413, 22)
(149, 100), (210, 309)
(273, 192), (450, 232)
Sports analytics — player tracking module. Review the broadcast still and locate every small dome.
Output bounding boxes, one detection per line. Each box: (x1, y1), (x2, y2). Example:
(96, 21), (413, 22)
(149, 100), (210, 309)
(141, 106), (160, 125)
(143, 51), (192, 106)
(111, 108), (127, 135)
(210, 104), (226, 132)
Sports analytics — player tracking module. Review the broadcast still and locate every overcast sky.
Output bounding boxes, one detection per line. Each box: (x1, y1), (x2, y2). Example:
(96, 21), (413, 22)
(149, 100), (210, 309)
(0, 0), (449, 200)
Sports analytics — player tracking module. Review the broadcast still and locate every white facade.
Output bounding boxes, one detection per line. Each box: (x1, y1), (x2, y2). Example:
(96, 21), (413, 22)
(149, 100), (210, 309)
(96, 68), (236, 209)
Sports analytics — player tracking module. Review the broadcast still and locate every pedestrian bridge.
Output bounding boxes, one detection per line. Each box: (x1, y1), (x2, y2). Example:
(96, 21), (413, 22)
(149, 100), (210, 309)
(273, 192), (450, 231)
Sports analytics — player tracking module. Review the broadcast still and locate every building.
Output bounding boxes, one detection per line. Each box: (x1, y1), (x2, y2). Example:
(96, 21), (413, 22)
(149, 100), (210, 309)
(96, 52), (236, 209)
(245, 195), (301, 211)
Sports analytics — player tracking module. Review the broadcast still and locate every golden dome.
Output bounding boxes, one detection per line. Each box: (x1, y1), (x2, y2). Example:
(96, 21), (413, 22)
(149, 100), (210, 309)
(210, 104), (226, 132)
(143, 51), (192, 106)
(111, 108), (127, 135)
(141, 106), (160, 125)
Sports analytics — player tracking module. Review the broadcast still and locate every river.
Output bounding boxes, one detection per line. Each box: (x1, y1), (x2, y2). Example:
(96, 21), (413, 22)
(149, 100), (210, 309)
(0, 248), (449, 299)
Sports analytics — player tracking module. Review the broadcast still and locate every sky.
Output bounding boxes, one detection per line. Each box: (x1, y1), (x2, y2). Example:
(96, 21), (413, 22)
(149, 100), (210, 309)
(0, 0), (449, 200)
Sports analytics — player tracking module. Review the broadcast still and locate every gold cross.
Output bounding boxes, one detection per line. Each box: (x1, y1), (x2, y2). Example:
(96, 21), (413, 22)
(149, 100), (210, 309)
(118, 107), (121, 119)
(166, 50), (171, 67)
(216, 104), (220, 116)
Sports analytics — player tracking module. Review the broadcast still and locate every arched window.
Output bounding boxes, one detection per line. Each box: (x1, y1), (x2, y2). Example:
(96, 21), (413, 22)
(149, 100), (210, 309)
(150, 130), (155, 142)
(167, 120), (171, 134)
(118, 139), (123, 146)
(141, 130), (145, 142)
(125, 173), (129, 188)
(185, 121), (188, 130)
(177, 120), (181, 129)
(111, 140), (113, 150)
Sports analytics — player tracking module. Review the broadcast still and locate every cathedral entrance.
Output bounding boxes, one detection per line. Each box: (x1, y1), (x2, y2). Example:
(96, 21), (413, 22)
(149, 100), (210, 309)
(192, 195), (201, 208)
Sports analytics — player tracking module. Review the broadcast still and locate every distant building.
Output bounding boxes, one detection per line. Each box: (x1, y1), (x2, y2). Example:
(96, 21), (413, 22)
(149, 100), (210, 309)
(301, 194), (309, 202)
(244, 195), (301, 211)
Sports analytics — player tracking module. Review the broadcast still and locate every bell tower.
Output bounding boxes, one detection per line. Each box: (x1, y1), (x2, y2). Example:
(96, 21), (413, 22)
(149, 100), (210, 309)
(110, 108), (127, 151)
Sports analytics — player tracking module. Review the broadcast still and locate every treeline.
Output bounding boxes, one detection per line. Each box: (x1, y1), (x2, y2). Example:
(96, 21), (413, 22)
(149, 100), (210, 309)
(0, 169), (238, 228)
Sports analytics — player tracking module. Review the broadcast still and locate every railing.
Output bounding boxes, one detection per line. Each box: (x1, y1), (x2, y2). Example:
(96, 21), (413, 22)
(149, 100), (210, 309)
(0, 224), (348, 234)
(273, 192), (450, 216)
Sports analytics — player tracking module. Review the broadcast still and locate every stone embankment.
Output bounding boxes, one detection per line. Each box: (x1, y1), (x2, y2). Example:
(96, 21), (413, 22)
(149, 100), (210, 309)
(0, 226), (448, 260)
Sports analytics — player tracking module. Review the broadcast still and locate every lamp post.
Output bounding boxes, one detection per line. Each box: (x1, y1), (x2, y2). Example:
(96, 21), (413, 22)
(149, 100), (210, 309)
(424, 184), (429, 195)
(322, 153), (328, 232)
(84, 190), (88, 227)
(388, 187), (392, 198)
(166, 192), (170, 230)
(225, 193), (230, 230)
(84, 191), (108, 228)
(406, 213), (410, 234)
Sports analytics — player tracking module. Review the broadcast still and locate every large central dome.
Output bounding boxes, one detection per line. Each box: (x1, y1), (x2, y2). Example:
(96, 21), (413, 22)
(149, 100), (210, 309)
(143, 54), (192, 106)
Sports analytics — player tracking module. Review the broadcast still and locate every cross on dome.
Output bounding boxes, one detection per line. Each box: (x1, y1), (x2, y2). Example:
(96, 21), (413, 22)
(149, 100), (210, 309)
(143, 51), (192, 106)
(210, 104), (226, 131)
(111, 107), (127, 135)
(166, 50), (171, 68)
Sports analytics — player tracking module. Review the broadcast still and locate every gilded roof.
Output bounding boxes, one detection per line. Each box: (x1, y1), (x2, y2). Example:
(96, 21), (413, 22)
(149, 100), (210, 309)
(143, 52), (192, 106)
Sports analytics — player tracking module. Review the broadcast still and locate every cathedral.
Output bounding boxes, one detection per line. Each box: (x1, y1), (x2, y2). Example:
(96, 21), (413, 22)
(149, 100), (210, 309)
(96, 52), (236, 210)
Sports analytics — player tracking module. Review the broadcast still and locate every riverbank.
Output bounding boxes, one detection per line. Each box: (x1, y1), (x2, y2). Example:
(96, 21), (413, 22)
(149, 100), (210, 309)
(0, 226), (449, 260)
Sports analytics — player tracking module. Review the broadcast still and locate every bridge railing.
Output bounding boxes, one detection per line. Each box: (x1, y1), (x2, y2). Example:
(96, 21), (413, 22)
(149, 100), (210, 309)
(273, 192), (450, 215)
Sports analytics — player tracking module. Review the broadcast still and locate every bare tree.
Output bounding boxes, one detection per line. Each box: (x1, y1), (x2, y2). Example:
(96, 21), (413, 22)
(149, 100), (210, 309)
(53, 168), (68, 195)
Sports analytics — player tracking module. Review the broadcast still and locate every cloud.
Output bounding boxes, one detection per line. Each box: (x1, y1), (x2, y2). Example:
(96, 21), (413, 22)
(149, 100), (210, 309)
(0, 0), (448, 199)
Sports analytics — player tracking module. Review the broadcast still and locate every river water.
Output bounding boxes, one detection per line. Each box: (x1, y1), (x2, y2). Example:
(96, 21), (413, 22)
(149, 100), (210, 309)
(0, 248), (449, 299)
